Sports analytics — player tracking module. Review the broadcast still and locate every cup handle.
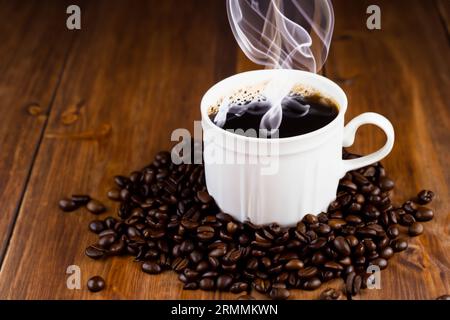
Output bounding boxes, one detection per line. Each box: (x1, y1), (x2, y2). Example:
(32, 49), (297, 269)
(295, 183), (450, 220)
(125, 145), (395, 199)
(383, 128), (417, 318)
(342, 112), (395, 174)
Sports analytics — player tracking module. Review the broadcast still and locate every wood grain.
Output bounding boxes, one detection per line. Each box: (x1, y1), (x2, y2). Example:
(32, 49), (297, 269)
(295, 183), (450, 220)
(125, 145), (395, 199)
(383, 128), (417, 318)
(0, 0), (448, 300)
(0, 0), (74, 261)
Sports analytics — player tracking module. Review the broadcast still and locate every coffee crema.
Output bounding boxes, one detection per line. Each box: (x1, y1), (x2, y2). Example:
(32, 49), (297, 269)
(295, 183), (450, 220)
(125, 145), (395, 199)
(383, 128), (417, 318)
(208, 83), (339, 138)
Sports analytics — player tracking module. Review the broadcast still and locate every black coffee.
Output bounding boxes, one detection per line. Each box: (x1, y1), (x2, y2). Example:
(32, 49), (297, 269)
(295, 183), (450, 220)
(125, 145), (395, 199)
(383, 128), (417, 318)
(210, 93), (339, 138)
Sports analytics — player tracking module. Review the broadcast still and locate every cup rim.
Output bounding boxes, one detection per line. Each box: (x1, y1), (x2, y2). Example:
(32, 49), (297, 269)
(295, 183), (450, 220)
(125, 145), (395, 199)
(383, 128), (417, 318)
(201, 69), (348, 144)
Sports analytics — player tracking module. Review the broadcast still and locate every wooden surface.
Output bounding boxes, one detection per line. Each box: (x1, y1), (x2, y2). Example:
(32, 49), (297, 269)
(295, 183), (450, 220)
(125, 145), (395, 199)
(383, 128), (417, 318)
(0, 0), (448, 300)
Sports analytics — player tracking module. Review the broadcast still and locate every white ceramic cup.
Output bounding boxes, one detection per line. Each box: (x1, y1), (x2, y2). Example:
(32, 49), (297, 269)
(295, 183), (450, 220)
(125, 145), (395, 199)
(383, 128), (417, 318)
(200, 69), (394, 226)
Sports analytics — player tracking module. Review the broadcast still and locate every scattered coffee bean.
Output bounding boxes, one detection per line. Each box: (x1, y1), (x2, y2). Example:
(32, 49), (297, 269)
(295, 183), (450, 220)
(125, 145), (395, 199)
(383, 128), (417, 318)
(87, 276), (105, 292)
(408, 222), (424, 236)
(417, 190), (434, 205)
(319, 288), (341, 300)
(89, 220), (105, 234)
(59, 198), (78, 212)
(414, 207), (434, 222)
(62, 149), (435, 300)
(86, 200), (106, 214)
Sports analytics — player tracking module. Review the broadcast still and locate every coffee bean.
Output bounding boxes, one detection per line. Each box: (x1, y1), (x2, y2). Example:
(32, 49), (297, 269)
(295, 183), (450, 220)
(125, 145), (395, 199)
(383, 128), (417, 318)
(107, 189), (121, 201)
(199, 278), (215, 291)
(387, 225), (400, 238)
(392, 238), (408, 252)
(298, 266), (318, 279)
(89, 220), (105, 234)
(363, 204), (380, 219)
(414, 207), (434, 222)
(142, 261), (162, 274)
(324, 261), (344, 271)
(216, 275), (233, 290)
(86, 200), (106, 214)
(380, 246), (394, 259)
(370, 258), (388, 270)
(302, 277), (322, 290)
(328, 219), (346, 230)
(417, 190), (434, 205)
(98, 234), (115, 248)
(408, 222), (424, 236)
(285, 259), (304, 270)
(379, 177), (394, 191)
(85, 245), (105, 259)
(230, 282), (248, 293)
(269, 287), (290, 300)
(345, 272), (356, 296)
(87, 276), (105, 292)
(352, 274), (362, 295)
(333, 236), (351, 256)
(400, 214), (416, 226)
(71, 194), (91, 206)
(319, 288), (341, 300)
(59, 198), (78, 212)
(436, 294), (450, 300)
(196, 191), (212, 204)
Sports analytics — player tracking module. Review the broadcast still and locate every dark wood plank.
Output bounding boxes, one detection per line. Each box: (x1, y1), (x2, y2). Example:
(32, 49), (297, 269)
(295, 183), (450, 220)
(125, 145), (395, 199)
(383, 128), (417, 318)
(0, 0), (74, 261)
(0, 0), (237, 299)
(323, 0), (450, 299)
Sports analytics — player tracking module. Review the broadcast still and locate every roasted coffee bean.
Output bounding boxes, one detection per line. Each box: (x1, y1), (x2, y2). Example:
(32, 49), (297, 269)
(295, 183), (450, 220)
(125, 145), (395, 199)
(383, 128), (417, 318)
(379, 177), (394, 191)
(196, 191), (212, 204)
(230, 282), (248, 293)
(86, 200), (106, 214)
(269, 287), (290, 300)
(199, 278), (215, 291)
(333, 236), (351, 256)
(380, 246), (394, 259)
(216, 275), (233, 290)
(417, 190), (434, 205)
(85, 245), (105, 259)
(328, 219), (346, 230)
(59, 198), (78, 212)
(98, 234), (115, 248)
(387, 225), (400, 239)
(298, 266), (318, 279)
(436, 294), (450, 300)
(319, 288), (341, 300)
(142, 261), (162, 274)
(363, 204), (380, 220)
(414, 207), (434, 222)
(370, 258), (388, 270)
(345, 272), (356, 296)
(72, 194), (91, 206)
(285, 259), (304, 270)
(345, 235), (359, 248)
(87, 276), (105, 292)
(392, 238), (408, 252)
(89, 220), (105, 234)
(302, 277), (322, 290)
(324, 261), (344, 271)
(352, 274), (362, 295)
(408, 222), (424, 236)
(400, 214), (416, 226)
(107, 189), (121, 201)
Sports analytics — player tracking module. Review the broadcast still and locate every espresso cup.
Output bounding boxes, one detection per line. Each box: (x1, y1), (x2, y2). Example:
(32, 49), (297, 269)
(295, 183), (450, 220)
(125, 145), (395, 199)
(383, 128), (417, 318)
(200, 69), (394, 226)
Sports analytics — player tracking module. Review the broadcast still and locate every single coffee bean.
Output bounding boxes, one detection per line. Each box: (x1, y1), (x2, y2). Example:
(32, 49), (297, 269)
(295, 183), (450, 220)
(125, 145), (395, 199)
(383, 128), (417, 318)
(285, 259), (304, 270)
(142, 261), (162, 274)
(379, 177), (394, 191)
(414, 207), (434, 222)
(302, 277), (322, 290)
(400, 214), (416, 226)
(107, 189), (121, 201)
(333, 236), (351, 256)
(269, 287), (290, 300)
(98, 234), (115, 248)
(196, 191), (212, 204)
(71, 194), (91, 206)
(87, 276), (105, 292)
(230, 282), (248, 293)
(319, 288), (341, 300)
(352, 274), (362, 295)
(88, 220), (105, 234)
(345, 272), (356, 296)
(408, 222), (424, 236)
(392, 238), (408, 252)
(199, 278), (215, 291)
(380, 246), (394, 259)
(298, 266), (319, 279)
(328, 219), (346, 230)
(59, 198), (78, 212)
(417, 190), (434, 205)
(370, 258), (388, 270)
(86, 200), (106, 214)
(387, 225), (400, 239)
(85, 245), (105, 259)
(216, 275), (233, 291)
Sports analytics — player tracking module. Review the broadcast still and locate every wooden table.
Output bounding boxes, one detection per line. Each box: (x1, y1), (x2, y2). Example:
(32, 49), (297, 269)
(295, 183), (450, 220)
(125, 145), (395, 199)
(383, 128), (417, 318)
(0, 0), (448, 300)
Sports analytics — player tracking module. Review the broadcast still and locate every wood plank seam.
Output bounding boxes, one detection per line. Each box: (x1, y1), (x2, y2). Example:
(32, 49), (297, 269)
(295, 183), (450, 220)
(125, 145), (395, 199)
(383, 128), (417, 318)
(0, 36), (76, 270)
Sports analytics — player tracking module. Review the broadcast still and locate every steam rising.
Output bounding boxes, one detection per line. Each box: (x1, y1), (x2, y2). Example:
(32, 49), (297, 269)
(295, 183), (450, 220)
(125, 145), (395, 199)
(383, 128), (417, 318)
(220, 0), (334, 131)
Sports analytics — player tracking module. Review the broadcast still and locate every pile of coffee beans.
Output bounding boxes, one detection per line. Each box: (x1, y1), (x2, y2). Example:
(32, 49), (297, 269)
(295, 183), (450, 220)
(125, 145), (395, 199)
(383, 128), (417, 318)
(61, 149), (436, 299)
